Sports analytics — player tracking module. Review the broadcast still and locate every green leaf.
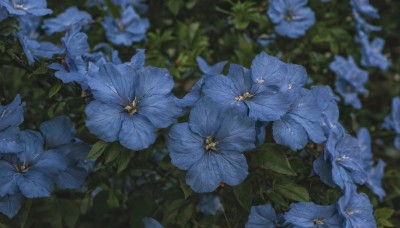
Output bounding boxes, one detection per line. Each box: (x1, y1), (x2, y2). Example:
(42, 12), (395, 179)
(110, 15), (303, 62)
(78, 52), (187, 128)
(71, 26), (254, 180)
(167, 0), (183, 15)
(162, 199), (186, 225)
(233, 180), (253, 210)
(177, 203), (195, 227)
(116, 149), (131, 174)
(377, 218), (394, 227)
(48, 81), (62, 98)
(275, 183), (309, 202)
(104, 143), (121, 164)
(87, 141), (109, 160)
(58, 199), (81, 228)
(375, 208), (395, 220)
(253, 144), (297, 176)
(107, 191), (120, 208)
(179, 178), (192, 199)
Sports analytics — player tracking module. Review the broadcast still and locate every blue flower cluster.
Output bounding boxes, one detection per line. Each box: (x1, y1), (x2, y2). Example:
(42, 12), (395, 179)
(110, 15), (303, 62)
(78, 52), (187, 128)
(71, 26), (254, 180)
(350, 0), (390, 71)
(267, 0), (315, 39)
(329, 56), (368, 109)
(383, 97), (400, 150)
(0, 96), (93, 218)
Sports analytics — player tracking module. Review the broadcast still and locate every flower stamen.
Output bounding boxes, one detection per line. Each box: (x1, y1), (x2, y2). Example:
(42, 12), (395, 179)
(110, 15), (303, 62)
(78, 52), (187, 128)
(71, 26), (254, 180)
(124, 98), (138, 115)
(235, 92), (254, 101)
(205, 136), (217, 151)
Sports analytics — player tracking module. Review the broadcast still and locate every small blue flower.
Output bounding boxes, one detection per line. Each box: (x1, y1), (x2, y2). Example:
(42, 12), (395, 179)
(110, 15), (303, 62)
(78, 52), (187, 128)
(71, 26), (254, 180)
(112, 0), (148, 14)
(49, 56), (89, 90)
(198, 194), (221, 215)
(267, 0), (315, 39)
(360, 36), (390, 71)
(350, 0), (379, 19)
(272, 88), (326, 151)
(0, 127), (22, 154)
(365, 159), (386, 201)
(330, 56), (368, 109)
(143, 217), (164, 228)
(311, 85), (340, 136)
(86, 63), (182, 150)
(256, 33), (276, 47)
(245, 204), (278, 228)
(102, 6), (149, 46)
(284, 202), (343, 227)
(168, 98), (256, 192)
(179, 57), (228, 108)
(0, 0), (52, 16)
(0, 130), (67, 198)
(42, 6), (93, 35)
(0, 193), (24, 218)
(18, 34), (59, 65)
(356, 128), (373, 163)
(382, 97), (400, 149)
(338, 185), (376, 228)
(203, 53), (294, 122)
(0, 94), (24, 132)
(39, 116), (92, 190)
(314, 130), (367, 189)
(60, 26), (90, 58)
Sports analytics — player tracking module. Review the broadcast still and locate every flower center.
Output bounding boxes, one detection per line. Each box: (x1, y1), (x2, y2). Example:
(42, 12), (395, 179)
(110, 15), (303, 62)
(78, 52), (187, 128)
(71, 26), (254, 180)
(118, 22), (125, 32)
(13, 1), (28, 10)
(205, 136), (217, 151)
(15, 163), (29, 173)
(235, 92), (254, 101)
(335, 155), (349, 162)
(346, 209), (354, 215)
(313, 219), (325, 225)
(285, 11), (295, 21)
(124, 98), (138, 115)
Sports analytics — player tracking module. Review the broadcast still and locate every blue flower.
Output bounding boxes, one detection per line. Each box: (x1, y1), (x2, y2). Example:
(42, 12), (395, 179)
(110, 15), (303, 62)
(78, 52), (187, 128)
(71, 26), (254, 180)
(245, 204), (278, 228)
(198, 194), (221, 215)
(86, 63), (182, 150)
(18, 34), (59, 65)
(338, 186), (376, 228)
(0, 127), (22, 154)
(49, 56), (89, 90)
(284, 202), (343, 227)
(143, 217), (163, 228)
(0, 6), (7, 21)
(112, 0), (148, 14)
(60, 26), (90, 58)
(383, 97), (400, 149)
(0, 0), (52, 16)
(17, 14), (41, 39)
(360, 36), (390, 71)
(256, 33), (276, 47)
(272, 88), (326, 151)
(102, 6), (149, 46)
(329, 56), (368, 109)
(314, 130), (367, 189)
(42, 6), (93, 35)
(365, 159), (386, 201)
(168, 98), (256, 192)
(203, 53), (293, 122)
(267, 0), (315, 39)
(0, 94), (24, 131)
(311, 86), (340, 136)
(350, 0), (379, 19)
(0, 130), (67, 198)
(39, 116), (92, 190)
(0, 193), (24, 218)
(179, 57), (228, 108)
(356, 128), (373, 163)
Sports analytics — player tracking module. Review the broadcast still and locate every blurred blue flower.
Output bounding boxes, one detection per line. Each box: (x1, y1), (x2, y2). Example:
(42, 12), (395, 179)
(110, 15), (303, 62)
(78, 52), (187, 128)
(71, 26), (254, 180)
(360, 36), (390, 71)
(0, 0), (52, 16)
(0, 94), (24, 132)
(203, 53), (293, 122)
(18, 34), (60, 65)
(168, 98), (256, 192)
(198, 194), (221, 215)
(0, 6), (7, 21)
(365, 159), (386, 201)
(329, 56), (368, 109)
(39, 116), (92, 190)
(256, 33), (276, 47)
(179, 56), (228, 108)
(245, 204), (278, 228)
(0, 193), (24, 218)
(143, 217), (163, 228)
(0, 130), (67, 198)
(112, 0), (148, 14)
(272, 88), (326, 151)
(102, 6), (149, 46)
(267, 0), (315, 38)
(338, 186), (376, 228)
(284, 202), (343, 227)
(350, 0), (379, 19)
(311, 85), (340, 136)
(383, 97), (400, 149)
(42, 6), (93, 35)
(86, 63), (182, 150)
(17, 15), (41, 39)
